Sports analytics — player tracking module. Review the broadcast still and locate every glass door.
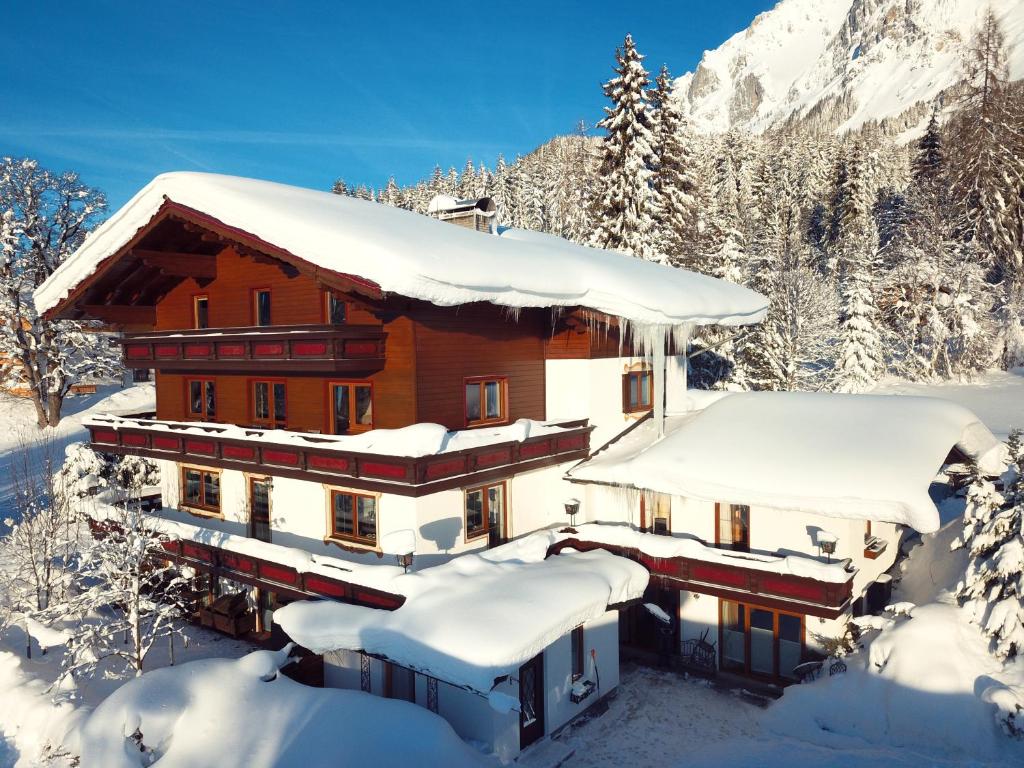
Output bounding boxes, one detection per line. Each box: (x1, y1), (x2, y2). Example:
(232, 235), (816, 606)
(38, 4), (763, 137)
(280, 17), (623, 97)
(721, 601), (746, 672)
(778, 613), (803, 680)
(749, 608), (774, 676)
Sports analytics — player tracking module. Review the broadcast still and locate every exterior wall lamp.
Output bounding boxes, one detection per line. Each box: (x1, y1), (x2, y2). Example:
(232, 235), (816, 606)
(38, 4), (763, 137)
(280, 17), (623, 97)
(564, 498), (581, 528)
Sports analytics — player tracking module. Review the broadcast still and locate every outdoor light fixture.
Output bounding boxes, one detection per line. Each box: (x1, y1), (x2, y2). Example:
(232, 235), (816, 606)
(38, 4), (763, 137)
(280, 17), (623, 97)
(397, 552), (414, 573)
(564, 498), (581, 527)
(818, 532), (838, 563)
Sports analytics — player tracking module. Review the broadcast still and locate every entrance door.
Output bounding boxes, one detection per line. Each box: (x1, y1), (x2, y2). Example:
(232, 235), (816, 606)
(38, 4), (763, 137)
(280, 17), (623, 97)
(719, 600), (804, 680)
(249, 477), (272, 543)
(518, 654), (545, 750)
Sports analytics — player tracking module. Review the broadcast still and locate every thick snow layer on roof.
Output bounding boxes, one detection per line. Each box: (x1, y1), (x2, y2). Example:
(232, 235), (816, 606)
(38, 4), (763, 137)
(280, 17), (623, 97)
(34, 172), (767, 327)
(275, 539), (648, 694)
(570, 392), (1004, 533)
(78, 647), (486, 767)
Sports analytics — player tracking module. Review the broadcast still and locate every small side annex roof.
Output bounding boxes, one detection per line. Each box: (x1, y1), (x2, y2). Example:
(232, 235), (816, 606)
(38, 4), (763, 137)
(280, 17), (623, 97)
(568, 391), (1005, 534)
(34, 172), (767, 328)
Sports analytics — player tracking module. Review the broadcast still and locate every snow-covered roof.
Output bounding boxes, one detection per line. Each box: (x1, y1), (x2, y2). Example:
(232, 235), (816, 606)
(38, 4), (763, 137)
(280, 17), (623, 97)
(274, 532), (648, 694)
(569, 392), (1005, 533)
(34, 172), (767, 328)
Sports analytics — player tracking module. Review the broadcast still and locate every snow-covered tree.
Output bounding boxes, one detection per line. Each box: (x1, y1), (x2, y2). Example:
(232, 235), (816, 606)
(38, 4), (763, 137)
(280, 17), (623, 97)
(590, 34), (656, 259)
(953, 440), (1024, 661)
(0, 158), (121, 426)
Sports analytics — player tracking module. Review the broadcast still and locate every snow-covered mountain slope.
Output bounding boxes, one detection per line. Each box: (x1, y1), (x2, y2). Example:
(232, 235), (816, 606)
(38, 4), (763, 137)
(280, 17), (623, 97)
(673, 0), (1024, 135)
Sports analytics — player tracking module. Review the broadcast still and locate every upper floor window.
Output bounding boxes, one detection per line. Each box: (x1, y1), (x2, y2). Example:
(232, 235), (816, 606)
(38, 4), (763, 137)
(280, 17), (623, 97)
(252, 288), (272, 326)
(645, 493), (671, 535)
(253, 380), (287, 427)
(465, 376), (506, 426)
(187, 379), (216, 420)
(330, 382), (373, 434)
(329, 489), (377, 546)
(325, 292), (347, 325)
(182, 466), (220, 515)
(465, 481), (506, 546)
(193, 295), (209, 329)
(622, 367), (652, 414)
(716, 503), (750, 552)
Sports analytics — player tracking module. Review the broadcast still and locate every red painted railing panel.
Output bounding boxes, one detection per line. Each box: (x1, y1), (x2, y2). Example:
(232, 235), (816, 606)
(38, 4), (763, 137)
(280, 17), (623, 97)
(260, 562), (300, 586)
(91, 429), (119, 444)
(424, 457), (467, 480)
(263, 448), (300, 466)
(308, 453), (351, 473)
(183, 343), (212, 358)
(216, 343), (246, 357)
(253, 342), (285, 357)
(292, 341), (328, 357)
(304, 574), (350, 599)
(125, 344), (151, 359)
(222, 444), (258, 461)
(185, 438), (216, 455)
(361, 461), (409, 480)
(121, 432), (149, 448)
(152, 435), (182, 451)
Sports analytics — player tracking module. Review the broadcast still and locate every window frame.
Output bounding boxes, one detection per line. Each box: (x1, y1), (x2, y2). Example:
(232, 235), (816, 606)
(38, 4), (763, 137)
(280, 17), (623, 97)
(180, 465), (222, 517)
(327, 380), (374, 434)
(464, 375), (508, 428)
(326, 488), (379, 547)
(323, 291), (348, 325)
(248, 475), (273, 542)
(251, 287), (272, 327)
(570, 625), (585, 682)
(193, 294), (210, 329)
(463, 481), (507, 543)
(185, 378), (217, 421)
(621, 367), (654, 414)
(250, 378), (288, 428)
(718, 599), (805, 681)
(715, 502), (750, 552)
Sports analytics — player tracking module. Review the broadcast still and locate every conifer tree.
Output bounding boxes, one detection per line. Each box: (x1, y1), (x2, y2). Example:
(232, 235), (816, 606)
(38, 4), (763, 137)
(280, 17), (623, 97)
(457, 158), (478, 199)
(590, 34), (656, 259)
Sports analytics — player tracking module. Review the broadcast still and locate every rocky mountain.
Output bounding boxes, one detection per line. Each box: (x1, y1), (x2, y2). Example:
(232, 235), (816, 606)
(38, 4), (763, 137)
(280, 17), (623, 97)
(673, 0), (1024, 136)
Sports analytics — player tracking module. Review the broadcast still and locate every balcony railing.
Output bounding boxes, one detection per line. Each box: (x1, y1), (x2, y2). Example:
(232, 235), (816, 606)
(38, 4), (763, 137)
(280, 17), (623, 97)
(119, 324), (386, 374)
(87, 415), (593, 497)
(548, 537), (854, 618)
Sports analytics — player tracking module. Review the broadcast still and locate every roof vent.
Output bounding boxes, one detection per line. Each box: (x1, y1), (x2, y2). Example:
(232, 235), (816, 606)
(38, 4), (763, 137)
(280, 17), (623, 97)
(427, 195), (497, 234)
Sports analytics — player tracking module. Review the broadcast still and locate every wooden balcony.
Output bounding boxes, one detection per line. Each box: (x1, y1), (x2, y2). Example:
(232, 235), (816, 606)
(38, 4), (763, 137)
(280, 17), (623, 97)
(118, 324), (386, 374)
(548, 537), (855, 619)
(87, 416), (593, 497)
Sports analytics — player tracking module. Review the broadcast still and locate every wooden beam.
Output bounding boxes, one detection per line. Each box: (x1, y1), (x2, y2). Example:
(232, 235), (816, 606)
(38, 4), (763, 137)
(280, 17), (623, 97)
(81, 305), (156, 325)
(133, 249), (217, 280)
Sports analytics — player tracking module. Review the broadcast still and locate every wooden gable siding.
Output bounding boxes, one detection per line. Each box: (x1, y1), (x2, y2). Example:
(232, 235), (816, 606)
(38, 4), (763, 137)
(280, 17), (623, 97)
(154, 247), (380, 329)
(543, 323), (623, 359)
(411, 303), (545, 429)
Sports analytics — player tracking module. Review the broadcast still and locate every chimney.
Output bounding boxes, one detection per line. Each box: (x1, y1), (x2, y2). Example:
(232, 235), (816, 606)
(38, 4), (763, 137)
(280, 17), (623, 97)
(427, 195), (498, 234)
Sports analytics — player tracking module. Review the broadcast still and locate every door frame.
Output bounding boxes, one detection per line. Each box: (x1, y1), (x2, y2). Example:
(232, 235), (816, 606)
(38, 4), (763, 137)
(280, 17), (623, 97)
(518, 653), (545, 750)
(717, 598), (805, 682)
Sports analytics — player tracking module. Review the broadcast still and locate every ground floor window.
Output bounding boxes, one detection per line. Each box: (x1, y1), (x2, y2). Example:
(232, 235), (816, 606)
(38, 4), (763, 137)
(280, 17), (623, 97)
(182, 466), (221, 514)
(720, 599), (803, 680)
(465, 481), (506, 546)
(571, 626), (585, 681)
(249, 477), (272, 542)
(329, 489), (377, 545)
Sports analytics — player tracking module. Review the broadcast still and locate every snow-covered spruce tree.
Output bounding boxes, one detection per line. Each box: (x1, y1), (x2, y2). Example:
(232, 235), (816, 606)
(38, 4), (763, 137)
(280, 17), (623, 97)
(57, 465), (186, 680)
(952, 440), (1024, 661)
(833, 141), (885, 392)
(590, 34), (656, 259)
(0, 158), (121, 427)
(647, 65), (699, 266)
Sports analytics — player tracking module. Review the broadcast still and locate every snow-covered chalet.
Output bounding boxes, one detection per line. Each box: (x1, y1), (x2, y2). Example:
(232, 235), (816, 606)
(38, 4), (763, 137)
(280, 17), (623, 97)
(32, 171), (999, 761)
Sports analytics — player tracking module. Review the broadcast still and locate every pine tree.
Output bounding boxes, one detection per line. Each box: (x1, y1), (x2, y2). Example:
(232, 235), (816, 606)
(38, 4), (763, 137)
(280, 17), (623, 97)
(590, 34), (657, 259)
(953, 443), (1024, 661)
(457, 158), (478, 199)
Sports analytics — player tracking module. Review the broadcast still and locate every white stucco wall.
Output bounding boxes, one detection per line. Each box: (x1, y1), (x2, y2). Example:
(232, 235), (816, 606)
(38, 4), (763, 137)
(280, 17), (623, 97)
(678, 590), (719, 646)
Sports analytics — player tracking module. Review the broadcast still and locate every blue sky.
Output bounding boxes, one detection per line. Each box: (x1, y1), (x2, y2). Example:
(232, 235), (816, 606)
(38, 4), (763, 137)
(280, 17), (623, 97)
(1, 1), (775, 208)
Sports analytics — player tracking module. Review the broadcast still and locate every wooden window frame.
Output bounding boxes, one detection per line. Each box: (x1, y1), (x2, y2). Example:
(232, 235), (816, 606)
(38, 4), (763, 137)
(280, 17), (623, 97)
(185, 378), (217, 421)
(464, 375), (508, 428)
(621, 367), (653, 415)
(251, 287), (272, 327)
(864, 519), (872, 544)
(180, 465), (223, 517)
(327, 380), (375, 435)
(248, 475), (273, 541)
(193, 294), (210, 329)
(570, 626), (585, 682)
(463, 481), (508, 543)
(249, 378), (288, 428)
(323, 290), (349, 325)
(326, 487), (379, 548)
(717, 598), (805, 682)
(715, 502), (750, 552)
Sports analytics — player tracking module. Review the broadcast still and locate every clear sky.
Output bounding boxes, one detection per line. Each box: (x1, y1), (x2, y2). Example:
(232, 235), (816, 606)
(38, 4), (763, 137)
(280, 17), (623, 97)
(1, 1), (775, 208)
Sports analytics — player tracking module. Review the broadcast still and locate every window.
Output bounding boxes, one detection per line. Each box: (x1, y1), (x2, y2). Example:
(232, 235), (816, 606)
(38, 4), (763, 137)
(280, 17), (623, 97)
(187, 379), (216, 420)
(651, 493), (671, 535)
(864, 520), (872, 544)
(252, 380), (287, 427)
(329, 490), (377, 545)
(719, 600), (803, 680)
(622, 368), (653, 414)
(330, 382), (373, 434)
(465, 482), (506, 545)
(252, 288), (272, 326)
(182, 467), (221, 514)
(716, 503), (750, 552)
(193, 295), (209, 329)
(465, 377), (506, 426)
(249, 477), (272, 543)
(571, 626), (585, 681)
(325, 292), (347, 325)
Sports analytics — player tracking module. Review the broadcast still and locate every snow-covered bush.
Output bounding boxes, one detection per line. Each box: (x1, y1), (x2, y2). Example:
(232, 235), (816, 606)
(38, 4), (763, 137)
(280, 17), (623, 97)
(953, 435), (1024, 660)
